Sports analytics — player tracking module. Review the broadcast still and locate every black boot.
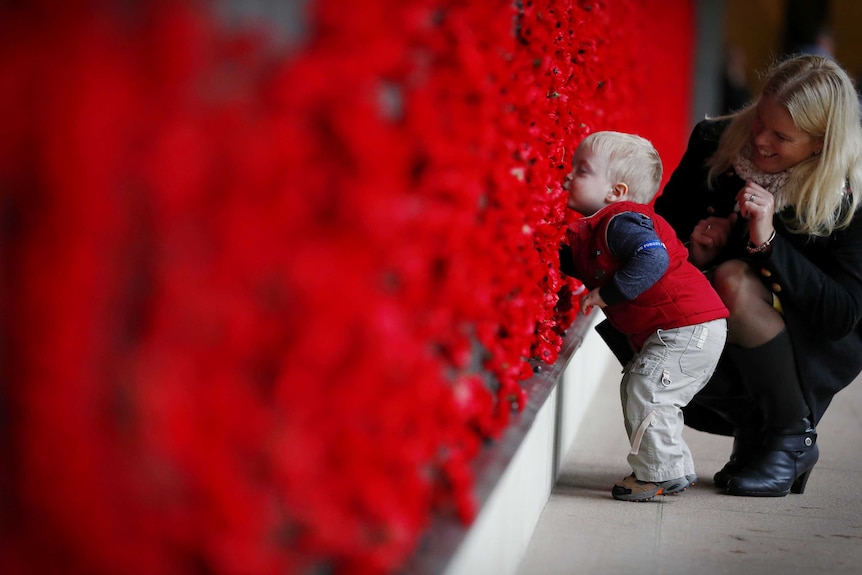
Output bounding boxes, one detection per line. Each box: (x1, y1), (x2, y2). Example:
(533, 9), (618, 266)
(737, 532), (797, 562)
(713, 424), (764, 488)
(727, 422), (818, 496)
(723, 329), (817, 496)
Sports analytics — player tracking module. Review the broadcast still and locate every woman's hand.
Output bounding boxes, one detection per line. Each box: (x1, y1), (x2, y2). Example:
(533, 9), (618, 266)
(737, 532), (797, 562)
(689, 212), (737, 268)
(737, 181), (775, 246)
(580, 289), (606, 315)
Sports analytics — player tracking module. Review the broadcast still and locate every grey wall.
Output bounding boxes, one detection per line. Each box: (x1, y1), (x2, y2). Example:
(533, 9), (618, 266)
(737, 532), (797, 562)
(692, 0), (727, 126)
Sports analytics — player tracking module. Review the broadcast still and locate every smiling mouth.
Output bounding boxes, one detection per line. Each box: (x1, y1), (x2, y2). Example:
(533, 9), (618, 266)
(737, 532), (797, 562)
(756, 147), (776, 158)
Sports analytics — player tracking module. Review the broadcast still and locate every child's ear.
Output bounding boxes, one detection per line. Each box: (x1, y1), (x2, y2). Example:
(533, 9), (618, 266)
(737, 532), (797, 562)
(608, 182), (628, 202)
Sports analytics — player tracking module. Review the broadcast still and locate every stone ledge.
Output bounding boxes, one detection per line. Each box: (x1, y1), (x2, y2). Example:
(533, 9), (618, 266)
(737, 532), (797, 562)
(403, 312), (614, 574)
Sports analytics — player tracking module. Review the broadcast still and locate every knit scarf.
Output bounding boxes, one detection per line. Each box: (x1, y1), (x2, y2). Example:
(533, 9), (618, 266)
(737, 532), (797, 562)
(732, 144), (791, 211)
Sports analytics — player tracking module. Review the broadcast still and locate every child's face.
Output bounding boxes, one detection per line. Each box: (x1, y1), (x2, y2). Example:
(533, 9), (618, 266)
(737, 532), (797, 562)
(563, 145), (615, 215)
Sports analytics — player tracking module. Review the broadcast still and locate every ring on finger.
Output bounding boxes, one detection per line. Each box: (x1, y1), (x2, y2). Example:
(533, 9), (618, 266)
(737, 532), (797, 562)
(749, 194), (756, 202)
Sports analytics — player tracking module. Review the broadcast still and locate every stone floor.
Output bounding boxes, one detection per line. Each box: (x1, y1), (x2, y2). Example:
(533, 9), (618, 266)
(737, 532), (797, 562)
(517, 362), (862, 575)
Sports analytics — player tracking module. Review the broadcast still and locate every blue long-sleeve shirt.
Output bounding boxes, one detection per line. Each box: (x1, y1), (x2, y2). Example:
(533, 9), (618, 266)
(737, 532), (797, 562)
(599, 211), (670, 305)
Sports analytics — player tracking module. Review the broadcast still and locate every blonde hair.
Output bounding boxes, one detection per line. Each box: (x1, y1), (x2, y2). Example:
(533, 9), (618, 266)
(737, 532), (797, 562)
(708, 54), (862, 236)
(579, 131), (663, 204)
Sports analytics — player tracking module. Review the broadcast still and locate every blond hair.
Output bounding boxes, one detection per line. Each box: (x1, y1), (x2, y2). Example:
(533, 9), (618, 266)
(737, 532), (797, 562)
(579, 131), (663, 204)
(708, 54), (862, 236)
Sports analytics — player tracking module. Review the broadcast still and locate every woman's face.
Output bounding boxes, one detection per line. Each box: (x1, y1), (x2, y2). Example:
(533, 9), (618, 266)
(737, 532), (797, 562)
(751, 96), (822, 174)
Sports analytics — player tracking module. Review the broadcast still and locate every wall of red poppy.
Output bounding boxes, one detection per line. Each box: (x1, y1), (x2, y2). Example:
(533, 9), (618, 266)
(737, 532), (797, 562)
(0, 1), (692, 574)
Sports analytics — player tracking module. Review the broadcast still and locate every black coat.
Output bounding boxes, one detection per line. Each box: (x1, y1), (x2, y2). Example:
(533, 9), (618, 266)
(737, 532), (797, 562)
(649, 119), (862, 435)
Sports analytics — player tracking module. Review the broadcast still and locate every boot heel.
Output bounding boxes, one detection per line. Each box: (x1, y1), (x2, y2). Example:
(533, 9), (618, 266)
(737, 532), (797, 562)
(791, 469), (812, 494)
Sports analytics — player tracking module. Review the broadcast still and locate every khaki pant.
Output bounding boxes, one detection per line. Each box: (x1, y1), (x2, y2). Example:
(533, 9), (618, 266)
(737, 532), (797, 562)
(620, 318), (727, 482)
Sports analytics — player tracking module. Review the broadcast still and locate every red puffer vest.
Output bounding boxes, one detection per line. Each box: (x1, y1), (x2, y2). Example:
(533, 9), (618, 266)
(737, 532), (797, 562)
(566, 201), (728, 351)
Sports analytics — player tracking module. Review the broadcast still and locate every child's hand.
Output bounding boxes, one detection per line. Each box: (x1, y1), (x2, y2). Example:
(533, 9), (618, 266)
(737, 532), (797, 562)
(580, 289), (606, 315)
